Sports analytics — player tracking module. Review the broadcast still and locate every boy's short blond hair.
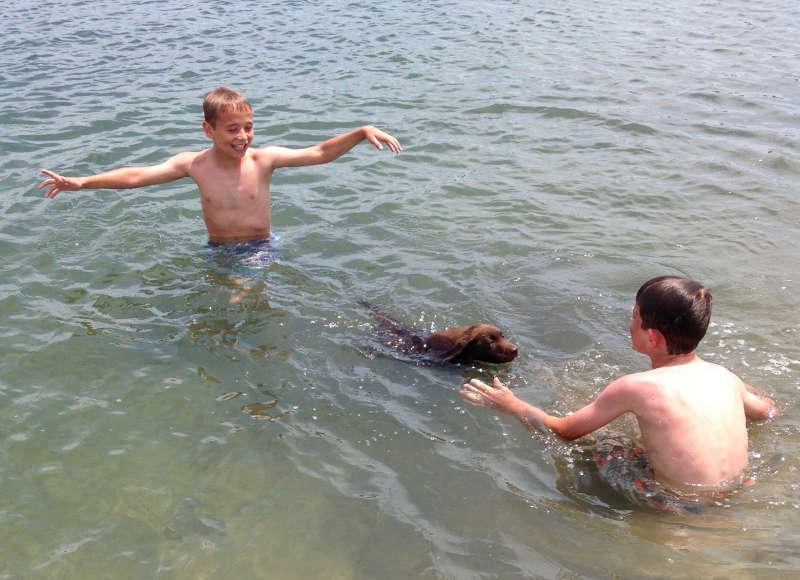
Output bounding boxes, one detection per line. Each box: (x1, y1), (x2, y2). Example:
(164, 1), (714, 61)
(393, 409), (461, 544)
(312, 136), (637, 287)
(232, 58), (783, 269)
(203, 87), (252, 127)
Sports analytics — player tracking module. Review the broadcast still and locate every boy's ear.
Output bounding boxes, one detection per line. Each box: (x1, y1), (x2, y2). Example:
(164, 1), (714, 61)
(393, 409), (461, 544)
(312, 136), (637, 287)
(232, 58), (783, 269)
(202, 121), (214, 139)
(647, 328), (667, 349)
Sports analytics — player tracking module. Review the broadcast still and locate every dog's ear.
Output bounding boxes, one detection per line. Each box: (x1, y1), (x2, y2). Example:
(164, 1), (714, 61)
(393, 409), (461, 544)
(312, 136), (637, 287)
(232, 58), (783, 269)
(438, 325), (480, 361)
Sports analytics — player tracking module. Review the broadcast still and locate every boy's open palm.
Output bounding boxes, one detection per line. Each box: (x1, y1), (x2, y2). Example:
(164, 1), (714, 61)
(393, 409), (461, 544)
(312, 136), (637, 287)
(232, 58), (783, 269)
(461, 378), (518, 412)
(39, 169), (81, 198)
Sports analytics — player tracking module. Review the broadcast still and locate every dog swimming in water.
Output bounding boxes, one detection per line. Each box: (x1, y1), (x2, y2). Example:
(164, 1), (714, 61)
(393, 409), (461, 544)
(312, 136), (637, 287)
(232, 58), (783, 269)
(360, 301), (518, 365)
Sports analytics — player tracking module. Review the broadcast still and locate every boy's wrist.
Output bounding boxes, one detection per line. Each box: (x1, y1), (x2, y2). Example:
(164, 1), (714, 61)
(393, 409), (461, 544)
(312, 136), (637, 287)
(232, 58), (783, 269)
(506, 397), (530, 420)
(520, 408), (548, 433)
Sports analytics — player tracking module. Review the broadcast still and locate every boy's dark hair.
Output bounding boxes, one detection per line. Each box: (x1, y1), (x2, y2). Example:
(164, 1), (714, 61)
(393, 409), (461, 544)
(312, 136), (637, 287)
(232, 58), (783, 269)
(203, 87), (252, 127)
(635, 276), (712, 355)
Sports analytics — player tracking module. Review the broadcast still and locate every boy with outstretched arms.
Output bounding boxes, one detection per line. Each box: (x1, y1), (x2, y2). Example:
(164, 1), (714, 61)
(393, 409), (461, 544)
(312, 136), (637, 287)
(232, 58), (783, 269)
(461, 276), (777, 509)
(39, 87), (402, 243)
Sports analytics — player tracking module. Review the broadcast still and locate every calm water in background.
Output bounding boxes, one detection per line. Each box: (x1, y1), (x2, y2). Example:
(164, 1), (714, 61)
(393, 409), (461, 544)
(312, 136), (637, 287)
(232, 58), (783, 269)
(2, 0), (799, 578)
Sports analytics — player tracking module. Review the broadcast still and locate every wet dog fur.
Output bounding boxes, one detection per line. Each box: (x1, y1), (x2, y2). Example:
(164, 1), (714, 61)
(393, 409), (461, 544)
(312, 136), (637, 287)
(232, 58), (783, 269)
(360, 301), (518, 364)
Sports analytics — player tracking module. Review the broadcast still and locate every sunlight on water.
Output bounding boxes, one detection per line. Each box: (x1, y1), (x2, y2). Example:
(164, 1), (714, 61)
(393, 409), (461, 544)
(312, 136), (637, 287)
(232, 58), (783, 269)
(1, 0), (799, 578)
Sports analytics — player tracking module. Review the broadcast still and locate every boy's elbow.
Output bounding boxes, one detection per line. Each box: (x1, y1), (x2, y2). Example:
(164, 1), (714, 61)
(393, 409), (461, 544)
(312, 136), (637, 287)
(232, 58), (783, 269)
(745, 399), (778, 421)
(753, 403), (779, 421)
(113, 168), (146, 189)
(308, 146), (334, 165)
(557, 429), (586, 442)
(546, 417), (583, 441)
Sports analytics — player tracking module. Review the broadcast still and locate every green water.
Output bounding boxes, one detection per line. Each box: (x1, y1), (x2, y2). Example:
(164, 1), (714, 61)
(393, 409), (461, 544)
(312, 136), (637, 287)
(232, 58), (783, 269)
(2, 1), (799, 578)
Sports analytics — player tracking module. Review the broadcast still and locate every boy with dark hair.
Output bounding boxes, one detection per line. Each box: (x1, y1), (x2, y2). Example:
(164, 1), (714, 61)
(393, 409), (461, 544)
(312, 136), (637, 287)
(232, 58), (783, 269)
(461, 276), (777, 510)
(635, 275), (712, 355)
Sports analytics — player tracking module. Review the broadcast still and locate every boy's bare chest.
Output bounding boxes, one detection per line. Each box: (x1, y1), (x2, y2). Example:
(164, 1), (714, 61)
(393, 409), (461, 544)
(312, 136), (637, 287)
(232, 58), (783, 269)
(197, 163), (268, 207)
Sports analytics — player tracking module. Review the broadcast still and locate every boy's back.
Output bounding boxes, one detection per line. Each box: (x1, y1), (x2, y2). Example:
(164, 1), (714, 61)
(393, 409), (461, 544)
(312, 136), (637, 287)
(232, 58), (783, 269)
(619, 357), (749, 491)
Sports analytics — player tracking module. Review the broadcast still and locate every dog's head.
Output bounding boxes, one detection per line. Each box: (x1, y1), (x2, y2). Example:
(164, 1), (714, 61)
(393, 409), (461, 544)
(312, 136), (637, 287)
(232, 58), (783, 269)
(434, 324), (519, 364)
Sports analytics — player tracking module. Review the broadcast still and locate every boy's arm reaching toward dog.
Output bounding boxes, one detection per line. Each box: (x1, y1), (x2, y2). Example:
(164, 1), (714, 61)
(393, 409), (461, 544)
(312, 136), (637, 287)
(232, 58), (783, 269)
(461, 377), (633, 440)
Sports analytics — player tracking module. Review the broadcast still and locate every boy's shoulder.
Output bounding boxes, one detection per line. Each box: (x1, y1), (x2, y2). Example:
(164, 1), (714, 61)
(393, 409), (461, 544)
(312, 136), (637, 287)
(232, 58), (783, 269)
(623, 358), (743, 395)
(248, 146), (277, 160)
(600, 370), (658, 403)
(168, 149), (208, 167)
(249, 145), (291, 159)
(608, 363), (694, 395)
(246, 145), (302, 171)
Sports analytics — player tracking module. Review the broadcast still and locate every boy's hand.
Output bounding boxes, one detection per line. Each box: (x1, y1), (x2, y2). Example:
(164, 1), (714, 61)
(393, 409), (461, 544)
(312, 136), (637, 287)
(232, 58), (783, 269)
(39, 169), (82, 198)
(461, 378), (552, 434)
(363, 125), (403, 154)
(460, 378), (517, 412)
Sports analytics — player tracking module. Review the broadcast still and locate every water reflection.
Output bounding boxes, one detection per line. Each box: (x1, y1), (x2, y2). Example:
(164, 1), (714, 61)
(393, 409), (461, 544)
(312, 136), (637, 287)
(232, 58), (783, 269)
(5, 0), (800, 575)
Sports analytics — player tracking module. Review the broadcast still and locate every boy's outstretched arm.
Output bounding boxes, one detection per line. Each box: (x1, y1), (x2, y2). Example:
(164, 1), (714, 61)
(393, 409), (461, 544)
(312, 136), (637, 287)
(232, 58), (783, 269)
(40, 152), (193, 198)
(267, 125), (402, 169)
(461, 377), (634, 440)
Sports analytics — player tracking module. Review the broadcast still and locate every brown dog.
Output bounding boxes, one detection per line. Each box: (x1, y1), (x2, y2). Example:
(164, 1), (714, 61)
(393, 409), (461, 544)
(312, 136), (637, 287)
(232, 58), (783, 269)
(361, 301), (518, 364)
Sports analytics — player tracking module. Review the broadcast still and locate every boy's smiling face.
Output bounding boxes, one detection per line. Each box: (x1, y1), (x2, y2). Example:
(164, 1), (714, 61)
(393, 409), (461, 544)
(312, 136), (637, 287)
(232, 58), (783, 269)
(203, 108), (254, 159)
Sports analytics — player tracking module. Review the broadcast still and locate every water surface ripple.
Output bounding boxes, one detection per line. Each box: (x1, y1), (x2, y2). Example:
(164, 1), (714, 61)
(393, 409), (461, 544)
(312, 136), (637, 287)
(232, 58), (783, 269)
(1, 1), (799, 578)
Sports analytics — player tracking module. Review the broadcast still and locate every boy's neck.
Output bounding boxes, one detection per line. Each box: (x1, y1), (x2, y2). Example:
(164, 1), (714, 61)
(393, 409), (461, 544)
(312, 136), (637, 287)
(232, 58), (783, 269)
(211, 146), (247, 168)
(650, 351), (700, 369)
